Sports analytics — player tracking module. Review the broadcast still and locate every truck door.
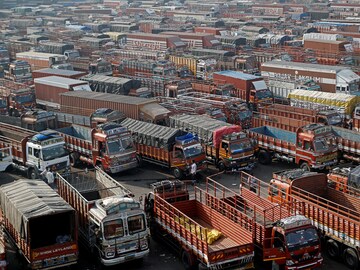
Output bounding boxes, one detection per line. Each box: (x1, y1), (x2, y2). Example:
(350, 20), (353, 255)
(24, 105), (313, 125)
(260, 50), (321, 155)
(172, 147), (185, 167)
(27, 146), (41, 169)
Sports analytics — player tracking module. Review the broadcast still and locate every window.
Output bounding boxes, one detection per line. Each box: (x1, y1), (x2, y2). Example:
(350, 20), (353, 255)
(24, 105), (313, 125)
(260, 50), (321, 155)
(274, 231), (285, 249)
(269, 184), (279, 197)
(128, 215), (146, 235)
(174, 149), (184, 159)
(304, 141), (311, 150)
(28, 147), (33, 156)
(34, 149), (40, 158)
(104, 220), (124, 239)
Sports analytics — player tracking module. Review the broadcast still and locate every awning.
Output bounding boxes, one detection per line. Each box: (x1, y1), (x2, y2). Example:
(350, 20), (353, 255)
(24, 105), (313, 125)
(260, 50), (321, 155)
(252, 80), (267, 90)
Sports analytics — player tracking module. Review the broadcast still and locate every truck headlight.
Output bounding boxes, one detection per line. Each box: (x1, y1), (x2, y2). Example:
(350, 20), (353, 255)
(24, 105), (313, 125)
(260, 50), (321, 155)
(286, 260), (295, 266)
(140, 239), (148, 250)
(105, 247), (115, 258)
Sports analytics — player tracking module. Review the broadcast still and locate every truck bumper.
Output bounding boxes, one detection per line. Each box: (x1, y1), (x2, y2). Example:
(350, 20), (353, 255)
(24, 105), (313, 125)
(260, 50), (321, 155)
(311, 160), (338, 170)
(101, 249), (149, 266)
(285, 258), (323, 270)
(227, 159), (257, 172)
(109, 160), (138, 174)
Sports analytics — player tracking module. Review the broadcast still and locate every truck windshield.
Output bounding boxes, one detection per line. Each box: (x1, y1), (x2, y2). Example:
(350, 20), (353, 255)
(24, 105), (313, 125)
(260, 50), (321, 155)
(328, 114), (342, 125)
(14, 67), (31, 76)
(183, 144), (204, 158)
(313, 138), (329, 152)
(127, 214), (146, 235)
(255, 90), (273, 100)
(230, 140), (252, 154)
(104, 219), (124, 240)
(107, 137), (134, 154)
(42, 145), (68, 161)
(0, 99), (6, 108)
(286, 228), (319, 252)
(238, 110), (252, 120)
(15, 94), (35, 104)
(97, 64), (112, 73)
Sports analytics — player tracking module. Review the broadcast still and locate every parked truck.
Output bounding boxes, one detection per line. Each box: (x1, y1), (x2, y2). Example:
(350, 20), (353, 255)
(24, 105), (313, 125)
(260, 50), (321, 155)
(0, 179), (78, 269)
(0, 79), (36, 116)
(0, 225), (6, 270)
(0, 122), (70, 179)
(34, 76), (91, 109)
(16, 51), (73, 71)
(327, 165), (360, 196)
(331, 125), (360, 164)
(169, 114), (257, 171)
(57, 168), (150, 266)
(247, 124), (338, 171)
(144, 180), (255, 270)
(56, 122), (138, 174)
(120, 118), (206, 179)
(206, 172), (323, 270)
(3, 60), (32, 85)
(268, 169), (360, 269)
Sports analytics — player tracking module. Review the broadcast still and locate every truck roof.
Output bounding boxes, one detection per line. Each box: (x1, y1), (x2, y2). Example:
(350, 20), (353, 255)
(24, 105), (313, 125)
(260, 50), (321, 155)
(34, 76), (89, 89)
(34, 68), (86, 76)
(214, 70), (261, 80)
(16, 51), (64, 59)
(0, 179), (74, 236)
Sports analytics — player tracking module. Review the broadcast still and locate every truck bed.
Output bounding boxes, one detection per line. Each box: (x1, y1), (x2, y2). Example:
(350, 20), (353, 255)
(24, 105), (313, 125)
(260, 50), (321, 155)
(248, 126), (296, 144)
(57, 125), (92, 141)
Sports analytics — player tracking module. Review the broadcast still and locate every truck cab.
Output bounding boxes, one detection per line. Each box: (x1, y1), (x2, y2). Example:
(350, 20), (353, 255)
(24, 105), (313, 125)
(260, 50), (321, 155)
(250, 88), (273, 110)
(217, 132), (257, 171)
(50, 55), (73, 70)
(4, 60), (32, 85)
(316, 110), (343, 127)
(295, 124), (338, 171)
(7, 88), (36, 116)
(20, 109), (57, 131)
(90, 108), (126, 128)
(0, 147), (12, 172)
(89, 59), (113, 76)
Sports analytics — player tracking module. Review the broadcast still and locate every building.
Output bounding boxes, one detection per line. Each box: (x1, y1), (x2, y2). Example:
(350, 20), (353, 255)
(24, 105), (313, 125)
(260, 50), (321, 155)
(261, 61), (360, 94)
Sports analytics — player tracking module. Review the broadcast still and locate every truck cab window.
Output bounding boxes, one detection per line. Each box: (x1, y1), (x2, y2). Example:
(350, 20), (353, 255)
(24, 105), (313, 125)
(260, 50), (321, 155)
(274, 231), (285, 249)
(174, 149), (184, 159)
(269, 184), (279, 197)
(304, 141), (311, 150)
(28, 147), (33, 156)
(34, 149), (40, 158)
(221, 142), (228, 150)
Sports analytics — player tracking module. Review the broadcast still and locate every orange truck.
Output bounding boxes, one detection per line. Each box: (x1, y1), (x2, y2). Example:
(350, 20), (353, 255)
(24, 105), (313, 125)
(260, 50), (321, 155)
(209, 172), (323, 270)
(144, 180), (255, 270)
(327, 165), (360, 196)
(0, 179), (78, 269)
(56, 123), (138, 174)
(0, 213), (6, 270)
(120, 118), (207, 179)
(246, 124), (338, 171)
(268, 169), (360, 269)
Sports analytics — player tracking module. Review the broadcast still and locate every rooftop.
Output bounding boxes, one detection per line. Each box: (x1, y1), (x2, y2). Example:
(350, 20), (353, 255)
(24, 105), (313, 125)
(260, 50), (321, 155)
(214, 70), (261, 80)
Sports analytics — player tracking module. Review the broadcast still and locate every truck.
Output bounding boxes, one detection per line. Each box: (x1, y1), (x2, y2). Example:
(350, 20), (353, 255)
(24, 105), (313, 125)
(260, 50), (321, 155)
(331, 126), (360, 163)
(0, 47), (10, 70)
(268, 169), (360, 269)
(60, 91), (170, 125)
(3, 60), (32, 85)
(57, 168), (150, 266)
(246, 124), (338, 171)
(0, 122), (70, 179)
(256, 104), (343, 128)
(56, 122), (138, 174)
(327, 165), (360, 196)
(0, 147), (12, 172)
(178, 92), (253, 129)
(205, 172), (323, 270)
(16, 51), (73, 71)
(212, 70), (273, 110)
(34, 76), (92, 109)
(0, 79), (36, 116)
(120, 118), (206, 179)
(0, 179), (78, 269)
(144, 180), (255, 270)
(0, 225), (6, 270)
(169, 114), (257, 171)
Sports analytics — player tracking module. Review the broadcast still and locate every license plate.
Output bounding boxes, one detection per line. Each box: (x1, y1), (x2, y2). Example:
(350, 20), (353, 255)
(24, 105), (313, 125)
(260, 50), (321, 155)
(125, 254), (135, 261)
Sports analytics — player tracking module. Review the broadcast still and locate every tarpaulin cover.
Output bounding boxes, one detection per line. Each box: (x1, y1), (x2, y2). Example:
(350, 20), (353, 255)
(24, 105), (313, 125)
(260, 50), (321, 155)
(213, 125), (241, 147)
(121, 118), (184, 150)
(349, 165), (360, 188)
(0, 179), (74, 239)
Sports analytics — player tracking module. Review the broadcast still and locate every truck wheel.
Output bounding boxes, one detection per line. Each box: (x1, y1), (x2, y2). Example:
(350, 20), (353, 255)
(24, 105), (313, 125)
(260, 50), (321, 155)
(300, 162), (311, 172)
(181, 250), (195, 270)
(13, 109), (19, 117)
(173, 168), (183, 179)
(8, 108), (13, 116)
(137, 155), (143, 167)
(28, 168), (37, 179)
(258, 151), (271, 165)
(343, 248), (359, 269)
(326, 239), (340, 258)
(70, 153), (79, 167)
(218, 161), (226, 172)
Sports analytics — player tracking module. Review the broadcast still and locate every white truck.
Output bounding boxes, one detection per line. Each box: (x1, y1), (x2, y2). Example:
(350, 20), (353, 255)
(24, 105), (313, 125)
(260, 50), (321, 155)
(57, 167), (150, 266)
(0, 147), (12, 172)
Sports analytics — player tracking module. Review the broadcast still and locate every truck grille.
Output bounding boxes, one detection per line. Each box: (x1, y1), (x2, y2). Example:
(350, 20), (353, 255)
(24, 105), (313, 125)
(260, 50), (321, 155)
(52, 161), (68, 171)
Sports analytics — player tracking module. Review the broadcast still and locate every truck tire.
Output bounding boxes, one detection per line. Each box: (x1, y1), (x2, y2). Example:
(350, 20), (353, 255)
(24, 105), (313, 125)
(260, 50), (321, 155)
(326, 239), (340, 258)
(300, 162), (311, 172)
(173, 168), (183, 179)
(137, 155), (143, 167)
(28, 168), (38, 179)
(258, 151), (271, 165)
(343, 248), (359, 269)
(70, 153), (79, 167)
(181, 250), (196, 270)
(218, 161), (226, 172)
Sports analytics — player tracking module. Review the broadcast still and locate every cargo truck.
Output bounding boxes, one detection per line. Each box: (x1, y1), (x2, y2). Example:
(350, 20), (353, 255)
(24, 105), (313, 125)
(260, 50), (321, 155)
(247, 124), (338, 171)
(327, 165), (360, 197)
(206, 172), (323, 270)
(144, 180), (255, 270)
(0, 122), (70, 179)
(34, 76), (91, 109)
(169, 114), (257, 171)
(16, 51), (73, 71)
(4, 60), (32, 85)
(57, 168), (150, 266)
(0, 225), (6, 270)
(120, 118), (206, 179)
(0, 179), (78, 269)
(56, 123), (138, 174)
(0, 79), (36, 116)
(0, 147), (12, 172)
(268, 169), (360, 269)
(331, 125), (360, 164)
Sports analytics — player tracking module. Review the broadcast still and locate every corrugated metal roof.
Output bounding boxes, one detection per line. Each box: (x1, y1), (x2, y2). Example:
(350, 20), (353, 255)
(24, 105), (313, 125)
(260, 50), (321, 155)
(16, 51), (63, 58)
(61, 91), (157, 105)
(0, 179), (74, 237)
(81, 74), (132, 84)
(214, 70), (260, 80)
(34, 76), (88, 88)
